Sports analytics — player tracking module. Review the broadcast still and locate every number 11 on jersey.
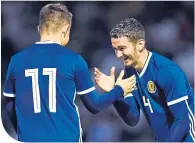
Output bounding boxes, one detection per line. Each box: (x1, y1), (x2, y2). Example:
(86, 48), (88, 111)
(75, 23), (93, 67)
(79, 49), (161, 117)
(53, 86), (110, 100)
(25, 68), (57, 113)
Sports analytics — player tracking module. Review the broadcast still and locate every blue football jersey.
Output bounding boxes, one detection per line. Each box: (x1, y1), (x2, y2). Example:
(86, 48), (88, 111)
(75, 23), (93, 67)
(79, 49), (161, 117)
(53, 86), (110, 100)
(3, 41), (96, 142)
(124, 51), (194, 142)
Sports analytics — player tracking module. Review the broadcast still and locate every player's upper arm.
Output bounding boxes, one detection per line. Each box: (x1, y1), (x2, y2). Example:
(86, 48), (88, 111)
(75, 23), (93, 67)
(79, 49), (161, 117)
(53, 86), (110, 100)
(3, 57), (16, 98)
(74, 55), (95, 95)
(157, 66), (194, 142)
(157, 66), (188, 106)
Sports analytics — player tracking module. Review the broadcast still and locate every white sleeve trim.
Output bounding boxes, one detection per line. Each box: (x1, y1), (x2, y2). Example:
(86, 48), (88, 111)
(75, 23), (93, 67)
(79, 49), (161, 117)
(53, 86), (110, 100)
(124, 93), (134, 99)
(3, 92), (15, 97)
(167, 95), (188, 106)
(77, 86), (96, 95)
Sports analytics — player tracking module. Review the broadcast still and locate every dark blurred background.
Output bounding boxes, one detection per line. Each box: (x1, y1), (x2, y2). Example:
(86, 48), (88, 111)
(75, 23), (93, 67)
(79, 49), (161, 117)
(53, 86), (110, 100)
(1, 1), (194, 142)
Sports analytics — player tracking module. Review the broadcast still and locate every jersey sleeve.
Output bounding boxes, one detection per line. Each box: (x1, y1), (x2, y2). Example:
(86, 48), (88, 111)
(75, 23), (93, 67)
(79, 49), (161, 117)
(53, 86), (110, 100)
(75, 55), (95, 95)
(157, 66), (188, 106)
(157, 66), (194, 141)
(113, 96), (140, 126)
(3, 57), (16, 97)
(112, 67), (140, 126)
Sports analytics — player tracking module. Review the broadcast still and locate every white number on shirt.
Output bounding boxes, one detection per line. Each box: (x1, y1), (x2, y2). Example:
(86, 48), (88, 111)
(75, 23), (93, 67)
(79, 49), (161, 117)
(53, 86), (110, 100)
(143, 96), (153, 113)
(25, 68), (56, 113)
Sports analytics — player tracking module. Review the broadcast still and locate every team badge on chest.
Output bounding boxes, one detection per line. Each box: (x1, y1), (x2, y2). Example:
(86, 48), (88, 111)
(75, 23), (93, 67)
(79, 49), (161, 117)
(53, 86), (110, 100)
(147, 81), (156, 93)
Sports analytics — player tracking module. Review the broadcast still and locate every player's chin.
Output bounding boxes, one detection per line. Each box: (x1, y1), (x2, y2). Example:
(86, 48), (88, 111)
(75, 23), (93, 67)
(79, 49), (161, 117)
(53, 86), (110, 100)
(123, 60), (133, 67)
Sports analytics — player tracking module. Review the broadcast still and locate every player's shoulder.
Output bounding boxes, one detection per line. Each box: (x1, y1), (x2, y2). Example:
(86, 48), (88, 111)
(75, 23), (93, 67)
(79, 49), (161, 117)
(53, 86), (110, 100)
(151, 52), (183, 73)
(10, 44), (36, 63)
(150, 52), (185, 81)
(11, 43), (81, 63)
(50, 43), (81, 61)
(64, 46), (80, 59)
(60, 46), (85, 64)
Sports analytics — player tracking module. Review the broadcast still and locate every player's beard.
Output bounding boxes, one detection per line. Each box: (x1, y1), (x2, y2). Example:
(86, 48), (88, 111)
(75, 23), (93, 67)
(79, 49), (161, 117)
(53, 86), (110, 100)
(123, 56), (134, 67)
(124, 52), (138, 68)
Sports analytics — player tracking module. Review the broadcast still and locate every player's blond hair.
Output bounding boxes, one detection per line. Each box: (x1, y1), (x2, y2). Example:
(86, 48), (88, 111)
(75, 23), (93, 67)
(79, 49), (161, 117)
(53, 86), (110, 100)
(39, 3), (72, 34)
(110, 18), (145, 43)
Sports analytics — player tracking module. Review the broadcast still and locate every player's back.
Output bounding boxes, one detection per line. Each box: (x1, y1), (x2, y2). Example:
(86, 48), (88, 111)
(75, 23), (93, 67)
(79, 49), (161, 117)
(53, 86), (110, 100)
(12, 42), (82, 142)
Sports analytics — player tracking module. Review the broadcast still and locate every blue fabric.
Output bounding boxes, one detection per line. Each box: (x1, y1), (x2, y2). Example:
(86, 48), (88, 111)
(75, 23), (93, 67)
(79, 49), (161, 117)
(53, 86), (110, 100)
(119, 52), (194, 142)
(113, 96), (140, 126)
(3, 43), (123, 142)
(80, 85), (123, 114)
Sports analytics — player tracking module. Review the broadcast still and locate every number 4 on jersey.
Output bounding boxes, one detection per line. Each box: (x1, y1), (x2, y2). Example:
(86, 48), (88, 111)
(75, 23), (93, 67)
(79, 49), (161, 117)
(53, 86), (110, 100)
(143, 96), (153, 113)
(25, 68), (56, 113)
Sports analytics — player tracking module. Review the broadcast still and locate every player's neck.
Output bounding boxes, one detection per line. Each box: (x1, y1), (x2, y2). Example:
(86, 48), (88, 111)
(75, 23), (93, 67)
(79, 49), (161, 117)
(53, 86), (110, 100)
(135, 50), (149, 73)
(40, 35), (61, 46)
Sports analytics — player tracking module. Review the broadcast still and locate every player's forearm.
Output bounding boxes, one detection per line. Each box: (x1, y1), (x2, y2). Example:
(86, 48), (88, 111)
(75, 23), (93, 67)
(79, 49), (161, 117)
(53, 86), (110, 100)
(80, 85), (123, 113)
(3, 98), (17, 132)
(6, 107), (17, 133)
(113, 97), (140, 126)
(164, 116), (189, 142)
(165, 101), (190, 142)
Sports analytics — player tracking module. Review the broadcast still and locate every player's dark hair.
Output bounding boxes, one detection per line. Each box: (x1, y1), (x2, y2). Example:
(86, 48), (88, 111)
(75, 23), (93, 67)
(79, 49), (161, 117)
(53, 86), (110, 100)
(110, 18), (145, 43)
(39, 3), (72, 34)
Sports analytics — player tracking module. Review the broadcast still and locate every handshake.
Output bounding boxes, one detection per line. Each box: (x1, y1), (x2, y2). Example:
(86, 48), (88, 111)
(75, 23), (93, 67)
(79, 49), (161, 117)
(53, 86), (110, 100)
(94, 67), (137, 96)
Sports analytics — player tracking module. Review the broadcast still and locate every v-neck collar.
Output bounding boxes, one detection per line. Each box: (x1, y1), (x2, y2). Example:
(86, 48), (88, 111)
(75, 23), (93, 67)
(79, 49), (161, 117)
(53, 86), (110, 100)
(137, 51), (152, 78)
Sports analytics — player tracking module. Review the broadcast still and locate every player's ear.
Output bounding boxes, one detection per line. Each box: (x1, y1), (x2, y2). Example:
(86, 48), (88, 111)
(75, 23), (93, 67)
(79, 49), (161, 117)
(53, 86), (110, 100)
(137, 39), (145, 52)
(63, 24), (70, 33)
(62, 24), (70, 38)
(37, 25), (40, 33)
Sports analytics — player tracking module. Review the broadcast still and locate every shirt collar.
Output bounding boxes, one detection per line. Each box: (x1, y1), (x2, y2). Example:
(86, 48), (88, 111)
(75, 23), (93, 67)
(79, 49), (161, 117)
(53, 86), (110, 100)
(35, 41), (59, 44)
(138, 51), (152, 78)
